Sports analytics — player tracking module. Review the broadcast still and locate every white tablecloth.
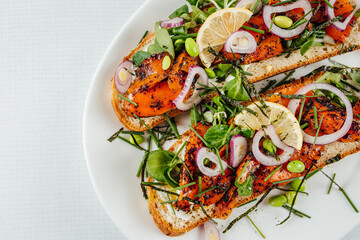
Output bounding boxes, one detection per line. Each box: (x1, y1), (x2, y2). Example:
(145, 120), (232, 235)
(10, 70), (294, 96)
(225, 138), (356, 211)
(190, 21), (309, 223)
(0, 0), (359, 239)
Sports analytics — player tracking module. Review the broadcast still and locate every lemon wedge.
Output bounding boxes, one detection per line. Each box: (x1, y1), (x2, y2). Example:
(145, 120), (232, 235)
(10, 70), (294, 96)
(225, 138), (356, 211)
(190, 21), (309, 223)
(234, 101), (303, 150)
(196, 8), (253, 68)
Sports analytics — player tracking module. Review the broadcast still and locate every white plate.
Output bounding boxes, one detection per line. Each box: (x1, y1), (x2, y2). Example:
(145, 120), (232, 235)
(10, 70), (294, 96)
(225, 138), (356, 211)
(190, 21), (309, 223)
(83, 1), (360, 239)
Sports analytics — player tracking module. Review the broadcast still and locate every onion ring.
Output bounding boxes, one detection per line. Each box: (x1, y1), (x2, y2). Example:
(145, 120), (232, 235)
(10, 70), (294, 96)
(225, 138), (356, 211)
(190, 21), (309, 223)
(114, 61), (134, 94)
(224, 31), (257, 54)
(160, 17), (184, 28)
(263, 0), (313, 38)
(287, 83), (353, 145)
(326, 0), (360, 31)
(230, 135), (247, 168)
(252, 125), (295, 166)
(196, 147), (228, 177)
(173, 66), (208, 111)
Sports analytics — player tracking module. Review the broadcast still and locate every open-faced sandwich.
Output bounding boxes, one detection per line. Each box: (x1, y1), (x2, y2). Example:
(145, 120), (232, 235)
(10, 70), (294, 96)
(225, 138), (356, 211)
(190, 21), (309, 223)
(109, 62), (360, 238)
(110, 0), (360, 131)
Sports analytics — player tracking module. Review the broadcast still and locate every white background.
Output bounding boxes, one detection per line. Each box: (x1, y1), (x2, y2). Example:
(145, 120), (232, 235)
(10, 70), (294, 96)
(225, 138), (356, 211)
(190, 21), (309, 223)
(0, 0), (359, 239)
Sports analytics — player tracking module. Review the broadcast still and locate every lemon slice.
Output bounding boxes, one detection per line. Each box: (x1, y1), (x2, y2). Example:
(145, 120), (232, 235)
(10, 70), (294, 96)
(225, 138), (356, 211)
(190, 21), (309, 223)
(196, 8), (253, 68)
(234, 101), (303, 150)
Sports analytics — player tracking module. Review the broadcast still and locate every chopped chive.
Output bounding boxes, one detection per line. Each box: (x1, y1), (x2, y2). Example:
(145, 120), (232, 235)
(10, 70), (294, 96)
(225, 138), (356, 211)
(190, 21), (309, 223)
(223, 185), (275, 233)
(356, 114), (360, 119)
(171, 181), (196, 192)
(259, 79), (277, 94)
(236, 160), (250, 182)
(189, 125), (210, 147)
(272, 177), (300, 185)
(276, 187), (309, 195)
(167, 193), (176, 215)
(251, 0), (261, 12)
(198, 176), (202, 193)
(275, 70), (296, 88)
(122, 130), (144, 135)
(118, 94), (138, 107)
(282, 205), (311, 218)
(199, 201), (218, 225)
(138, 30), (148, 45)
(238, 198), (257, 208)
(164, 113), (180, 139)
(141, 182), (166, 186)
(118, 135), (146, 151)
(324, 0), (333, 8)
(313, 106), (318, 129)
(160, 199), (178, 204)
(132, 113), (161, 149)
(327, 173), (336, 194)
(107, 127), (123, 142)
(246, 215), (266, 239)
(225, 141), (230, 160)
(272, 0), (295, 6)
(204, 103), (217, 112)
(215, 148), (225, 176)
(297, 97), (306, 123)
(313, 114), (324, 146)
(140, 136), (151, 199)
(265, 165), (282, 182)
(319, 169), (359, 212)
(241, 25), (265, 34)
(287, 9), (313, 30)
(301, 122), (309, 129)
(136, 138), (151, 177)
(195, 186), (217, 198)
(340, 43), (345, 55)
(269, 14), (277, 33)
(305, 168), (322, 179)
(173, 141), (193, 181)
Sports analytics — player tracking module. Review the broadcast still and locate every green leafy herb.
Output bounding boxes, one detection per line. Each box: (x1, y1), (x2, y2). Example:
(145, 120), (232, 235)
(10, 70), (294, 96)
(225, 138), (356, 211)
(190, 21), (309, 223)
(131, 51), (150, 67)
(154, 22), (175, 57)
(235, 175), (254, 196)
(223, 69), (250, 101)
(169, 4), (189, 18)
(204, 124), (229, 148)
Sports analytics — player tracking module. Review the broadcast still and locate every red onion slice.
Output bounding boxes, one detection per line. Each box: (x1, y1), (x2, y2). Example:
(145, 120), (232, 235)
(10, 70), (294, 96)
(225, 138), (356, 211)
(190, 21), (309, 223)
(236, 0), (263, 14)
(160, 17), (184, 28)
(173, 66), (208, 111)
(196, 147), (228, 177)
(263, 0), (313, 38)
(252, 125), (295, 166)
(287, 83), (353, 145)
(224, 31), (257, 54)
(114, 61), (134, 94)
(230, 135), (247, 168)
(203, 221), (221, 240)
(326, 0), (360, 31)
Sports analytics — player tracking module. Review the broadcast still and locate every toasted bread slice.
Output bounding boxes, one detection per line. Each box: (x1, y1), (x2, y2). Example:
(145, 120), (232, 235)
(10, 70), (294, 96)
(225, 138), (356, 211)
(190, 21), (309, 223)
(146, 72), (360, 236)
(111, 17), (360, 131)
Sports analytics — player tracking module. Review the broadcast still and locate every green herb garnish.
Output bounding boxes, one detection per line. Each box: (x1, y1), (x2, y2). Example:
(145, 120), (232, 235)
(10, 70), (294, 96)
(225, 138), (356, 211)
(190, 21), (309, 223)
(327, 173), (336, 194)
(264, 165), (282, 182)
(241, 25), (265, 34)
(313, 114), (324, 146)
(118, 94), (138, 107)
(246, 215), (266, 239)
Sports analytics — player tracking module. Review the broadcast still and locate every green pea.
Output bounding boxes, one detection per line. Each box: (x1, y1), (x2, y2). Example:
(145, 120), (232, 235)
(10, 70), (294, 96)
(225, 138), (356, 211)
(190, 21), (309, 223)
(290, 179), (306, 192)
(185, 38), (199, 57)
(208, 7), (217, 15)
(162, 55), (171, 70)
(274, 16), (293, 29)
(269, 194), (287, 207)
(205, 68), (216, 79)
(287, 160), (305, 173)
(129, 134), (145, 145)
(285, 191), (297, 205)
(203, 111), (214, 123)
(263, 139), (277, 154)
(174, 39), (185, 48)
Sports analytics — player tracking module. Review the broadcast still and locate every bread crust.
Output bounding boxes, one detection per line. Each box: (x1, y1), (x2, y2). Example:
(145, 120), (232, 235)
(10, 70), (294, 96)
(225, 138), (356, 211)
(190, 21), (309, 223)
(111, 19), (360, 131)
(146, 72), (360, 236)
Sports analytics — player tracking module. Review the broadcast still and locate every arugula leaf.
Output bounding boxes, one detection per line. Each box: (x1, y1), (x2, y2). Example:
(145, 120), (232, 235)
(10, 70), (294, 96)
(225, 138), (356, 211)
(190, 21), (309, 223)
(204, 124), (229, 148)
(350, 70), (360, 85)
(191, 5), (208, 24)
(132, 51), (150, 67)
(147, 40), (164, 55)
(235, 175), (254, 196)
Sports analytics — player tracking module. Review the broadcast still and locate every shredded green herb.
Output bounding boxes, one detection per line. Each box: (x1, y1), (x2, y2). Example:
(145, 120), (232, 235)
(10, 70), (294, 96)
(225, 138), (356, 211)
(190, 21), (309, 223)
(118, 94), (138, 107)
(313, 106), (318, 129)
(282, 205), (311, 218)
(171, 181), (196, 192)
(241, 25), (265, 34)
(164, 113), (180, 139)
(246, 215), (266, 239)
(264, 165), (282, 182)
(313, 114), (324, 146)
(327, 173), (336, 194)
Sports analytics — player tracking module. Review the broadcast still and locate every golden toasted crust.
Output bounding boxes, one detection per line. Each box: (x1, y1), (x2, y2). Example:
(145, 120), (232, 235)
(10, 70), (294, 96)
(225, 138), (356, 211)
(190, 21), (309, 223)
(110, 19), (360, 131)
(146, 72), (360, 236)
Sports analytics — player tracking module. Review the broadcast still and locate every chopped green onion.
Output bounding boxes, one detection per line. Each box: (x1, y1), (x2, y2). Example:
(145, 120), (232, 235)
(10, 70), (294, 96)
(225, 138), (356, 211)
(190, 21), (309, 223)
(301, 123), (309, 129)
(198, 176), (202, 193)
(167, 193), (176, 215)
(264, 165), (282, 182)
(241, 25), (265, 34)
(297, 97), (306, 123)
(305, 168), (322, 179)
(236, 160), (250, 183)
(282, 205), (311, 218)
(194, 186), (217, 198)
(122, 130), (145, 135)
(272, 177), (300, 185)
(272, 0), (295, 6)
(132, 113), (161, 149)
(189, 125), (210, 147)
(171, 181), (196, 192)
(136, 138), (151, 177)
(164, 113), (180, 139)
(313, 114), (324, 146)
(118, 94), (138, 107)
(215, 148), (225, 176)
(138, 30), (148, 45)
(340, 43), (345, 55)
(324, 0), (333, 8)
(356, 114), (360, 119)
(141, 182), (166, 186)
(160, 198), (178, 204)
(313, 106), (318, 129)
(118, 135), (146, 151)
(287, 9), (313, 30)
(269, 14), (277, 32)
(171, 33), (198, 41)
(251, 0), (261, 12)
(327, 173), (336, 194)
(246, 215), (266, 239)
